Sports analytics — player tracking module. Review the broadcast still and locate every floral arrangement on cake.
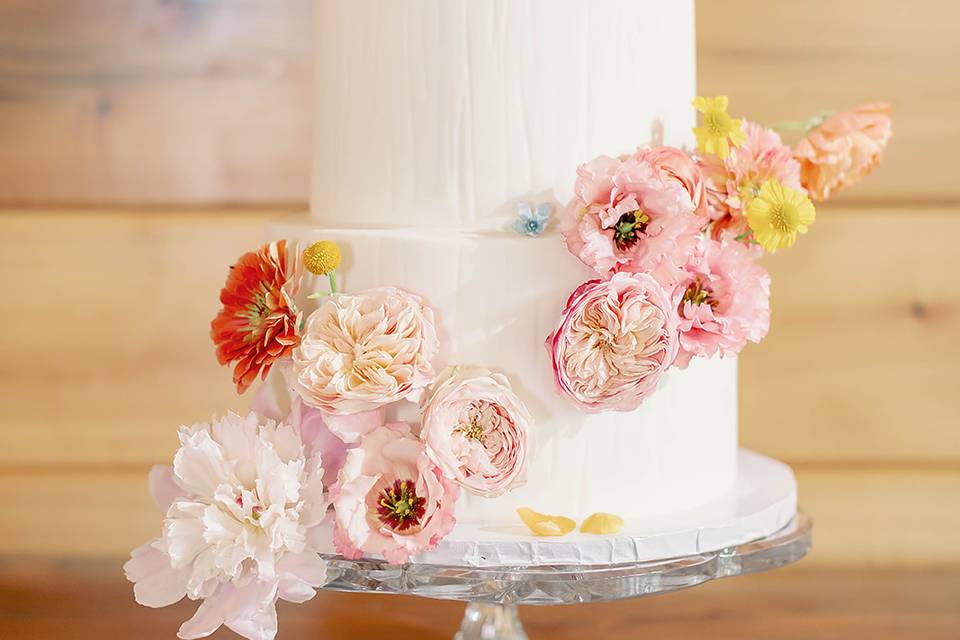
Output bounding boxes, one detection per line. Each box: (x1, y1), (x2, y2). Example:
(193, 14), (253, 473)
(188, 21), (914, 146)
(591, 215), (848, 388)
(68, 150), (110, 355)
(549, 97), (891, 410)
(125, 98), (890, 640)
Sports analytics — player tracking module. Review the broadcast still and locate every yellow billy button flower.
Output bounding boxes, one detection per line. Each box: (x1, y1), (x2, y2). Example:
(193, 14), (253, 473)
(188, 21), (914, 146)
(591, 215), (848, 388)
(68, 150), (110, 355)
(579, 512), (625, 535)
(692, 95), (747, 160)
(516, 507), (576, 537)
(746, 179), (817, 253)
(303, 240), (342, 298)
(302, 240), (341, 275)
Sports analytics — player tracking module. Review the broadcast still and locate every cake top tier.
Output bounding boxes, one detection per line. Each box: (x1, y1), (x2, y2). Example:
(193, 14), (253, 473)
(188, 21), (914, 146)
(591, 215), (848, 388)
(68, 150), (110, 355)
(311, 0), (695, 228)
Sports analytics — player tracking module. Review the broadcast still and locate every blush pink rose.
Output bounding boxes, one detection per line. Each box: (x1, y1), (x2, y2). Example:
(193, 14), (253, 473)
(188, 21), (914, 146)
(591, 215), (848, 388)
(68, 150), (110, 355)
(420, 366), (532, 497)
(674, 237), (771, 368)
(292, 287), (439, 416)
(794, 102), (892, 201)
(633, 146), (708, 218)
(561, 153), (702, 283)
(698, 121), (804, 241)
(331, 423), (460, 564)
(545, 272), (679, 412)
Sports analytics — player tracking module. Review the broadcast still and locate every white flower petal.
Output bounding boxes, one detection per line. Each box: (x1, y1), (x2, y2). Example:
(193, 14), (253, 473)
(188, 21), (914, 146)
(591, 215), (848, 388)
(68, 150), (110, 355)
(124, 541), (188, 608)
(277, 551), (327, 603)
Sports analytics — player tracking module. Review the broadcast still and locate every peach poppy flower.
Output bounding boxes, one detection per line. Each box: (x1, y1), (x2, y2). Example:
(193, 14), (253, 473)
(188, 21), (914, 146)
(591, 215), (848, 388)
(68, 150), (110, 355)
(794, 103), (892, 201)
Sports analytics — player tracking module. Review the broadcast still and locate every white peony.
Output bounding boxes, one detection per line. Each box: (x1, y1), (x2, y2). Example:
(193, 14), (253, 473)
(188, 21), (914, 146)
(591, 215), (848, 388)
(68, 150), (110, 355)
(124, 412), (329, 640)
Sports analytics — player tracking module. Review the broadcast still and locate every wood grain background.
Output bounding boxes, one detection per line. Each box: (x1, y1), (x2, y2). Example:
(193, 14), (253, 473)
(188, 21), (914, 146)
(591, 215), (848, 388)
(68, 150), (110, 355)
(0, 0), (957, 570)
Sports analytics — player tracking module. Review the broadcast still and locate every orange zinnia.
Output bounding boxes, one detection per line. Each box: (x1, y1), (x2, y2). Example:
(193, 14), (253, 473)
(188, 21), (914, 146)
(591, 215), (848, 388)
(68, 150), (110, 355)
(211, 240), (302, 393)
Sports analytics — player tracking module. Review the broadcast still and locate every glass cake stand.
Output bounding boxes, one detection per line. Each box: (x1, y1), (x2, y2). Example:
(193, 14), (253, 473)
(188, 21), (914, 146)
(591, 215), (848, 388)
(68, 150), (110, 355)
(321, 512), (812, 639)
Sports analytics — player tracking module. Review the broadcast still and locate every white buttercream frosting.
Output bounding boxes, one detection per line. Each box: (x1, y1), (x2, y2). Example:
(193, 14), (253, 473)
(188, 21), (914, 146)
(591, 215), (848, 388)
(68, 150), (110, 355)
(268, 223), (738, 523)
(310, 0), (697, 228)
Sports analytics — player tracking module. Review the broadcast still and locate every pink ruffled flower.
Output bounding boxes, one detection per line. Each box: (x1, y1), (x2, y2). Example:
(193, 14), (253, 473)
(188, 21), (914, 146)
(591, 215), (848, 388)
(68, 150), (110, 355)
(699, 121), (804, 241)
(292, 287), (439, 416)
(561, 153), (702, 282)
(674, 238), (771, 368)
(420, 366), (532, 497)
(123, 413), (329, 640)
(331, 423), (459, 564)
(545, 272), (679, 412)
(794, 103), (892, 201)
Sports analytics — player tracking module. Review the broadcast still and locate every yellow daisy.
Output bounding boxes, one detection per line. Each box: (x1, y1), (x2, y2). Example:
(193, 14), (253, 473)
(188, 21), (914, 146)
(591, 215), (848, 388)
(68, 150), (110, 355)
(692, 95), (747, 159)
(746, 179), (816, 253)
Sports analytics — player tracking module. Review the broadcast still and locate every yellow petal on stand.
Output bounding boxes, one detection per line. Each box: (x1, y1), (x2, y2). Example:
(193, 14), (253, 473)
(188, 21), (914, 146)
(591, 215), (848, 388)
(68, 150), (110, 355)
(516, 507), (576, 537)
(579, 512), (625, 535)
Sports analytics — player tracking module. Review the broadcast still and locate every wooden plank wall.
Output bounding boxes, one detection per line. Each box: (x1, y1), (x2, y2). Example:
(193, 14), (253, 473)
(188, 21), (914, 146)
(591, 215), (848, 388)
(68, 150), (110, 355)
(0, 0), (957, 567)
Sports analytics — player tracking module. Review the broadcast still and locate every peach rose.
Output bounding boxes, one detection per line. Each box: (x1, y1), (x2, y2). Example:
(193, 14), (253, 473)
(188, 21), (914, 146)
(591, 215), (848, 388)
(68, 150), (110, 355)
(292, 287), (439, 416)
(794, 102), (892, 201)
(545, 272), (679, 412)
(420, 366), (532, 497)
(331, 423), (459, 564)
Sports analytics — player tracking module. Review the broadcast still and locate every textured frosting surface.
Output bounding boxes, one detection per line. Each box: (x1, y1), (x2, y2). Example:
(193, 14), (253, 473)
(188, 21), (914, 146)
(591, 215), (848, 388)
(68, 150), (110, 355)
(293, 0), (741, 526)
(311, 0), (697, 227)
(268, 221), (738, 523)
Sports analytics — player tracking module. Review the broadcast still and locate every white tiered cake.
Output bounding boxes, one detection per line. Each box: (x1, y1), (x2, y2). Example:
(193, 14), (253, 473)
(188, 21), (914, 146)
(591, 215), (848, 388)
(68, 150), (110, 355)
(270, 0), (741, 527)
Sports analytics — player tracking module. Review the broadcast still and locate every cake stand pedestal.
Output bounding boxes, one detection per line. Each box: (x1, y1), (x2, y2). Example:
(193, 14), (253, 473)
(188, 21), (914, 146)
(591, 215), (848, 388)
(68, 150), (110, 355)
(321, 512), (812, 639)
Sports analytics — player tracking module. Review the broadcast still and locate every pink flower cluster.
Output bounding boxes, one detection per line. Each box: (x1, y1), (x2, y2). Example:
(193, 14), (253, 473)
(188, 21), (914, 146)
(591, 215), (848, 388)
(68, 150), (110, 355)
(549, 102), (890, 411)
(131, 279), (538, 637)
(551, 142), (775, 411)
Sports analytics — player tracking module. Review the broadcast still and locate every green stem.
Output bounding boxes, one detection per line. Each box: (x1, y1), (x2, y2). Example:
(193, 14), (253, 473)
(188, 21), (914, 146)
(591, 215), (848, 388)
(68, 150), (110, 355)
(306, 270), (338, 299)
(770, 111), (835, 134)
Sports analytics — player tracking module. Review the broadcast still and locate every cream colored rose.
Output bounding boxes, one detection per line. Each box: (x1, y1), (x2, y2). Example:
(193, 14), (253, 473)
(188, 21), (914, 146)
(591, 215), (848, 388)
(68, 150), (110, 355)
(292, 287), (439, 414)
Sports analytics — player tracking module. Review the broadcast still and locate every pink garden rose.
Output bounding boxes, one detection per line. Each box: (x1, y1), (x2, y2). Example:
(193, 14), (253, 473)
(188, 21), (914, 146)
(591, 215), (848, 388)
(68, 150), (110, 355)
(124, 413), (329, 640)
(674, 238), (771, 368)
(793, 102), (892, 201)
(420, 366), (532, 497)
(634, 146), (708, 218)
(331, 423), (459, 564)
(545, 272), (679, 412)
(292, 287), (439, 417)
(562, 152), (702, 282)
(699, 121), (804, 241)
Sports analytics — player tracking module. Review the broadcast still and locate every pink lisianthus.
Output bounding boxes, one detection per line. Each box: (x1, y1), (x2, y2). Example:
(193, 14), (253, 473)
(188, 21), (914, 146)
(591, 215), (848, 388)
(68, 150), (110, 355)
(331, 423), (459, 564)
(793, 102), (892, 201)
(292, 287), (439, 416)
(698, 121), (804, 241)
(123, 413), (329, 640)
(561, 153), (702, 282)
(545, 272), (679, 412)
(674, 238), (771, 368)
(420, 366), (532, 497)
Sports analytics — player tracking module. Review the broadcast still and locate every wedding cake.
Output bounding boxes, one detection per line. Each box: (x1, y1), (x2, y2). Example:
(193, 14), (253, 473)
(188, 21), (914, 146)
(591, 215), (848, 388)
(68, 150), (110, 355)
(125, 1), (892, 637)
(271, 0), (737, 526)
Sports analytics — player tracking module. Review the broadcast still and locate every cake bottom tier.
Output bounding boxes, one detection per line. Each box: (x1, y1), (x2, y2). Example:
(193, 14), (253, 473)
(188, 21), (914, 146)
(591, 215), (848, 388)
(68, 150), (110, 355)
(268, 217), (739, 525)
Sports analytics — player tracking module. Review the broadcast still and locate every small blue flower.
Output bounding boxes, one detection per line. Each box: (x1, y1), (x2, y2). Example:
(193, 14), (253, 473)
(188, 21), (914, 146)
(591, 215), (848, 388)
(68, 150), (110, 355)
(513, 201), (551, 237)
